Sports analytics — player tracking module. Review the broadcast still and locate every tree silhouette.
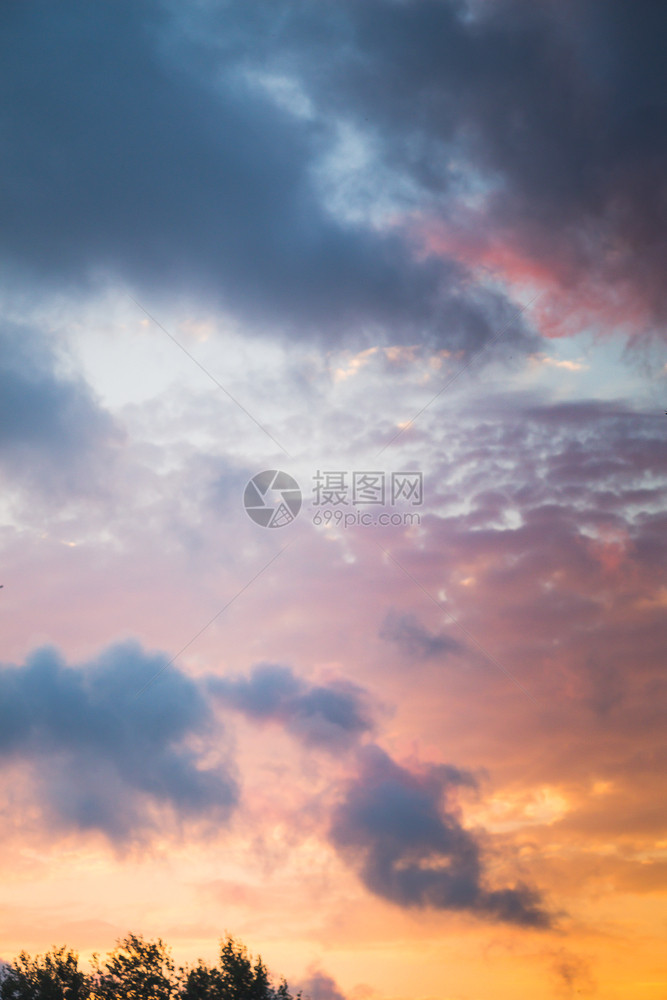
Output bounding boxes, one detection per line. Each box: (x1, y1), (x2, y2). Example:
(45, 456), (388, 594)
(178, 959), (220, 1000)
(91, 934), (176, 1000)
(179, 935), (298, 1000)
(0, 946), (87, 1000)
(0, 935), (301, 1000)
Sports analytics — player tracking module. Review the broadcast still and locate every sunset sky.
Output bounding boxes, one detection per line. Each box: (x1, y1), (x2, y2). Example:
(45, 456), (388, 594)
(1, 2), (667, 998)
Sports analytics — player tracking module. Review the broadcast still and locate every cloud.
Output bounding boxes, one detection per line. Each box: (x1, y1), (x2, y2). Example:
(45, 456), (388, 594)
(299, 968), (348, 1000)
(4, 0), (665, 356)
(243, 0), (667, 335)
(550, 949), (596, 997)
(0, 322), (119, 494)
(208, 664), (373, 751)
(539, 357), (588, 372)
(379, 610), (463, 660)
(330, 745), (552, 927)
(0, 0), (538, 359)
(0, 641), (238, 842)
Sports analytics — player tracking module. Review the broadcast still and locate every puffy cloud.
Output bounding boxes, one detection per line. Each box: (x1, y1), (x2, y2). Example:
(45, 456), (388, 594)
(330, 745), (552, 927)
(0, 641), (237, 842)
(208, 663), (373, 750)
(299, 968), (348, 1000)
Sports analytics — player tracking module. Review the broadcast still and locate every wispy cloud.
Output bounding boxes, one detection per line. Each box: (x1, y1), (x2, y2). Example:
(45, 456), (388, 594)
(208, 663), (374, 751)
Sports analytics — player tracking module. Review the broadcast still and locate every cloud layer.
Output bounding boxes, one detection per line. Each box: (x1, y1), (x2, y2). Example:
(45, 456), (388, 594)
(0, 0), (539, 356)
(1, 2), (666, 991)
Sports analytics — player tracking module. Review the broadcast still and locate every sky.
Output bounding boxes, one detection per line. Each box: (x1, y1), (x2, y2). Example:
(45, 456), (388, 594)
(1, 1), (666, 998)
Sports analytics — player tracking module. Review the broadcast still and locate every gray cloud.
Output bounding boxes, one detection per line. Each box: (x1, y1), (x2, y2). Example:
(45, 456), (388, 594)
(3, 0), (664, 363)
(0, 641), (237, 841)
(208, 664), (373, 751)
(0, 0), (538, 358)
(0, 322), (120, 494)
(380, 610), (463, 661)
(330, 745), (552, 927)
(299, 969), (348, 1000)
(0, 641), (557, 929)
(281, 0), (667, 326)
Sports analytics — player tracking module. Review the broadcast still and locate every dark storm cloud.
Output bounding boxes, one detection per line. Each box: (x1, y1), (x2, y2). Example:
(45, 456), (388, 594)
(208, 663), (373, 750)
(0, 323), (119, 492)
(330, 745), (552, 927)
(0, 642), (237, 841)
(233, 0), (667, 327)
(380, 610), (463, 660)
(0, 0), (537, 355)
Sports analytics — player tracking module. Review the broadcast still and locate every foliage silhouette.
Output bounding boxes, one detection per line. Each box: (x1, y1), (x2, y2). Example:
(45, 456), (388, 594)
(0, 947), (88, 1000)
(0, 934), (301, 1000)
